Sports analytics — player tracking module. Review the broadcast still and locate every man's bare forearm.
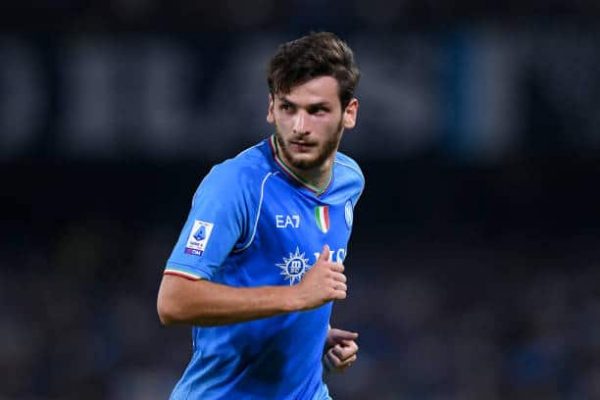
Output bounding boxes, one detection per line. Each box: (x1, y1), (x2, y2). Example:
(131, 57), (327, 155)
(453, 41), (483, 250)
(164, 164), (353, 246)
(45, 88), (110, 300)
(157, 275), (304, 326)
(157, 249), (344, 327)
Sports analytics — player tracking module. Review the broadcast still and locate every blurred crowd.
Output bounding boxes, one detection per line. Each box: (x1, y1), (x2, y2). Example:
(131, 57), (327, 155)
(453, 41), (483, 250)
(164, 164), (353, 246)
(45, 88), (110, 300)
(329, 234), (600, 400)
(2, 29), (600, 163)
(2, 2), (600, 399)
(3, 218), (600, 399)
(2, 0), (600, 31)
(2, 158), (600, 399)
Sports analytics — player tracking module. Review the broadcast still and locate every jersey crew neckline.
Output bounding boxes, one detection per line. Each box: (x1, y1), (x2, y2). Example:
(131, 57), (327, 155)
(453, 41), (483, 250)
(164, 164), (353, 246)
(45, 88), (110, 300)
(268, 135), (333, 196)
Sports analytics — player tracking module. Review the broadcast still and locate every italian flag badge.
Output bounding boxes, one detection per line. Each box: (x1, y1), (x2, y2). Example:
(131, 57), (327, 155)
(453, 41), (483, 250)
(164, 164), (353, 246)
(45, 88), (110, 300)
(315, 206), (330, 234)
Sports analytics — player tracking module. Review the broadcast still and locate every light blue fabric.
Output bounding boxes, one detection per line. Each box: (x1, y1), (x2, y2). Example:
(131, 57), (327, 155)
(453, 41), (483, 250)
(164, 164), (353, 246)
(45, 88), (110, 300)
(165, 136), (364, 399)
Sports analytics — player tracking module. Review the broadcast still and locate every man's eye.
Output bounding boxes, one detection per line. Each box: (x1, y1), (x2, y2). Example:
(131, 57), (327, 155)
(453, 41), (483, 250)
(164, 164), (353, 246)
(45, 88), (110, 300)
(310, 107), (328, 115)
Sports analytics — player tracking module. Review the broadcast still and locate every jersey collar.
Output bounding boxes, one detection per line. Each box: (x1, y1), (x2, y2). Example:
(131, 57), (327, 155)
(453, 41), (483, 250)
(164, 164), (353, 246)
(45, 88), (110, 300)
(268, 135), (333, 196)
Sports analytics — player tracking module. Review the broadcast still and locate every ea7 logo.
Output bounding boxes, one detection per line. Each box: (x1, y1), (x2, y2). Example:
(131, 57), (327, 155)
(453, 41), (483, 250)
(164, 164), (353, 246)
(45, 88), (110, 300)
(276, 214), (300, 229)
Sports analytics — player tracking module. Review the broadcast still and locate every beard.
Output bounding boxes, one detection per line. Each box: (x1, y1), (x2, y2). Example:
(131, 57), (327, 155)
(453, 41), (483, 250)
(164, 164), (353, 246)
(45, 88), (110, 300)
(274, 119), (344, 170)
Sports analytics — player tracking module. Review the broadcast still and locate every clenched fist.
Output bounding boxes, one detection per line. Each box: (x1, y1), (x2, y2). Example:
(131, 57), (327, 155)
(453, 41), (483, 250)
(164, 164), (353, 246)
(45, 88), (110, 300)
(323, 328), (359, 373)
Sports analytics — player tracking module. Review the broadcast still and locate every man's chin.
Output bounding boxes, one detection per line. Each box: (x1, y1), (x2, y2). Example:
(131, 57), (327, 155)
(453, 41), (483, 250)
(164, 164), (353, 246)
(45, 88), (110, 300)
(288, 156), (318, 170)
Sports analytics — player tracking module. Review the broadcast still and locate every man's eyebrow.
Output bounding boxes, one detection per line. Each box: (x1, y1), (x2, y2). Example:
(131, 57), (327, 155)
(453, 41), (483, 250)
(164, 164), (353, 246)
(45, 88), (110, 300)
(277, 96), (332, 108)
(277, 96), (295, 105)
(307, 102), (332, 108)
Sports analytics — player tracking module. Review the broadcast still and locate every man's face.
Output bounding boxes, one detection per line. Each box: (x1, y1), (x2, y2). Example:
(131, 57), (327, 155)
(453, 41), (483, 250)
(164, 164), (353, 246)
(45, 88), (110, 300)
(267, 76), (358, 171)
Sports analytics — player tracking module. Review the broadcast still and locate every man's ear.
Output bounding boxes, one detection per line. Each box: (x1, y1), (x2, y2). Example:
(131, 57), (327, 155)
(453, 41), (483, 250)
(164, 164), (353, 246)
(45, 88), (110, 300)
(266, 94), (275, 124)
(342, 98), (359, 129)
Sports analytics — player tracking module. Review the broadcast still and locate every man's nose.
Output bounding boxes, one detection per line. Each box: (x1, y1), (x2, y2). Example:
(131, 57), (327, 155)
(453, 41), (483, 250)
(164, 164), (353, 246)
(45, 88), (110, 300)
(293, 111), (309, 134)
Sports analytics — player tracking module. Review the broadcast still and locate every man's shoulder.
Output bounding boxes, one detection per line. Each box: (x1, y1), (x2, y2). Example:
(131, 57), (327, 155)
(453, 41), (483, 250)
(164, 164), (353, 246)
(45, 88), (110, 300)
(209, 140), (274, 189)
(334, 152), (364, 186)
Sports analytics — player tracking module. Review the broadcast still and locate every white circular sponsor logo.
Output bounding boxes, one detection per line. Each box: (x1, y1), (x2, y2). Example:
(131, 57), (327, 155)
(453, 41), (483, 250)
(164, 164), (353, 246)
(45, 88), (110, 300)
(276, 247), (310, 285)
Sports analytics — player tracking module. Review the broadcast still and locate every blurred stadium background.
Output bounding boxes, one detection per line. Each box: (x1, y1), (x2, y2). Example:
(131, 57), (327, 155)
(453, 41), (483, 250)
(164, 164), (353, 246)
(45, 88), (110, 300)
(2, 1), (600, 399)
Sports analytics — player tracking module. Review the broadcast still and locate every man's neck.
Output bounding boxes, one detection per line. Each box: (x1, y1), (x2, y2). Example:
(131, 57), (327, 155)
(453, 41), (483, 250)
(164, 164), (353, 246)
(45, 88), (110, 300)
(292, 163), (332, 193)
(273, 140), (333, 194)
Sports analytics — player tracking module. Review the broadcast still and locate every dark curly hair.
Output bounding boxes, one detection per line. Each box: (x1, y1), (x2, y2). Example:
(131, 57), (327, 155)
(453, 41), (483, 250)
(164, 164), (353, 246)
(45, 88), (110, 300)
(267, 32), (360, 109)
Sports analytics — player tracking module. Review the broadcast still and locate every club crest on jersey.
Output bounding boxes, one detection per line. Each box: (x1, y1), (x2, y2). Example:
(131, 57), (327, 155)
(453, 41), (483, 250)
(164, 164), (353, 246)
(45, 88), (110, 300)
(314, 206), (330, 234)
(184, 220), (214, 256)
(276, 247), (311, 285)
(345, 200), (354, 229)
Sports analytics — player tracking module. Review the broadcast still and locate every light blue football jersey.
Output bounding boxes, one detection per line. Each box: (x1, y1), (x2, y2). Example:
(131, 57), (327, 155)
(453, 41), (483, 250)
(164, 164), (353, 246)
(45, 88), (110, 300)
(164, 135), (364, 400)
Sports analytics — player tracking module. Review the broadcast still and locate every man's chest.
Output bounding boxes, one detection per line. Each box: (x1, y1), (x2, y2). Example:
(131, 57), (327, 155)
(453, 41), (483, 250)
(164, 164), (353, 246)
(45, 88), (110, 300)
(257, 185), (353, 257)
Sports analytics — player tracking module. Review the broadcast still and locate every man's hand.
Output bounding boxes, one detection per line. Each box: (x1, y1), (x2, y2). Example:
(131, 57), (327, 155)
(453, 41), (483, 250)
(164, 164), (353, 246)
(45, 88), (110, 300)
(295, 245), (347, 310)
(323, 328), (359, 373)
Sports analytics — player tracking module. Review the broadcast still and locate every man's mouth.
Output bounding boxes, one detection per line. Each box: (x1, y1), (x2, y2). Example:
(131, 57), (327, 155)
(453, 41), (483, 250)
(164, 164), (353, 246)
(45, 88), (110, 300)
(290, 139), (316, 146)
(289, 141), (315, 152)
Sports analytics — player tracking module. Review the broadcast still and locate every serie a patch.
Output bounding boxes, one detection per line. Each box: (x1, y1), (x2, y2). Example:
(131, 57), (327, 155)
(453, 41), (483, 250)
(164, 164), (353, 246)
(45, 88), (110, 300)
(184, 220), (214, 256)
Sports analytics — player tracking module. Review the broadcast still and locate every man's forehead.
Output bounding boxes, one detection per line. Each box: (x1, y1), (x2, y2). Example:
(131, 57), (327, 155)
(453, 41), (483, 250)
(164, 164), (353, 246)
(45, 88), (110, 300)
(274, 76), (339, 101)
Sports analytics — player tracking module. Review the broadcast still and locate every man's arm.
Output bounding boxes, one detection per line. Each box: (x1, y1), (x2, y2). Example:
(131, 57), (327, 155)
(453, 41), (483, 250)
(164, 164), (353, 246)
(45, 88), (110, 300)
(157, 245), (347, 326)
(157, 276), (299, 326)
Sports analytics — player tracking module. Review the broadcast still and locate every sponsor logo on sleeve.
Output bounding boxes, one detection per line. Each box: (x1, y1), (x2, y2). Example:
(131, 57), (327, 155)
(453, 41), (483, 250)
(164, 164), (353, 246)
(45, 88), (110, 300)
(185, 220), (214, 256)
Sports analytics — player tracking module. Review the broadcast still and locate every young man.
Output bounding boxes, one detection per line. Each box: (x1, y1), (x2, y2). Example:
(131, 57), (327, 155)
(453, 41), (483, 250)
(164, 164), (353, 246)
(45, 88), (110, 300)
(157, 32), (364, 399)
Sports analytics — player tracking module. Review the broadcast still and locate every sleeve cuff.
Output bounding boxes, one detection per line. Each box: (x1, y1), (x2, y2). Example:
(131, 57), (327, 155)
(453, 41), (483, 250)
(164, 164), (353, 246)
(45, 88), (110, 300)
(163, 268), (203, 281)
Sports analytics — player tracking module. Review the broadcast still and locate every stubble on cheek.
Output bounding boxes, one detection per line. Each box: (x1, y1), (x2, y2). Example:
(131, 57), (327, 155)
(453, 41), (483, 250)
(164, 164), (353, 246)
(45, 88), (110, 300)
(273, 118), (344, 170)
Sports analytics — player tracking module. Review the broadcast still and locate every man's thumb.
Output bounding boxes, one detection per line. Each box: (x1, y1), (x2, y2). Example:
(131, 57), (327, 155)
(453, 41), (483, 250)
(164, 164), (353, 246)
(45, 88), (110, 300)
(318, 244), (330, 262)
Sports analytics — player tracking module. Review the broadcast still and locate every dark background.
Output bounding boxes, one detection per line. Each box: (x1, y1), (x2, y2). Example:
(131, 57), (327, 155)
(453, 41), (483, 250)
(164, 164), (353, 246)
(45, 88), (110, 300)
(2, 1), (600, 399)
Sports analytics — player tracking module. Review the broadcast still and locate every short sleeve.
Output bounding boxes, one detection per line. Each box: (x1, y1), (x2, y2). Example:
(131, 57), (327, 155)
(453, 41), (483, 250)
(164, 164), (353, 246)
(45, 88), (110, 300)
(164, 163), (251, 280)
